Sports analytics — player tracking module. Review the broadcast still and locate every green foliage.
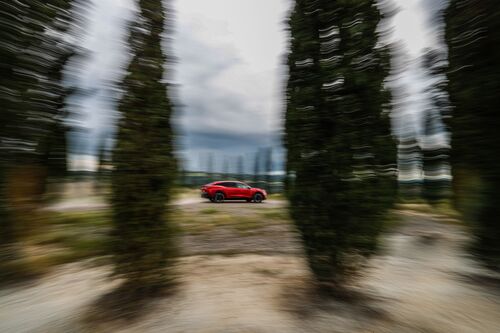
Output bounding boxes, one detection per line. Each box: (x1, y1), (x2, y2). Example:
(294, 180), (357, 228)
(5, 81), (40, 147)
(0, 0), (78, 283)
(111, 0), (177, 286)
(420, 49), (452, 203)
(254, 150), (261, 184)
(200, 208), (219, 215)
(260, 208), (289, 221)
(285, 0), (397, 287)
(445, 0), (500, 270)
(264, 148), (273, 192)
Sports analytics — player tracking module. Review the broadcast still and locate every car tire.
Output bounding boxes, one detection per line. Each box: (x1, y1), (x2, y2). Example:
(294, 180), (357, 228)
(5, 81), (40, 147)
(214, 192), (225, 203)
(253, 193), (263, 203)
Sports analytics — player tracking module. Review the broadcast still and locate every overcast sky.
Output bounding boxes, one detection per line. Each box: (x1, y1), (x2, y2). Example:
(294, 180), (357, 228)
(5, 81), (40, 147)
(66, 0), (449, 172)
(173, 0), (290, 172)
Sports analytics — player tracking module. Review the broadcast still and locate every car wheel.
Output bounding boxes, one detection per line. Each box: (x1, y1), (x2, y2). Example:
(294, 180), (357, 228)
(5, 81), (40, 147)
(214, 192), (225, 203)
(253, 193), (263, 203)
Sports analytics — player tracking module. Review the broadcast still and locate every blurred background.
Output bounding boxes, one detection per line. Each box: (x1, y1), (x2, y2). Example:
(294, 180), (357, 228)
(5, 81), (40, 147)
(1, 0), (499, 332)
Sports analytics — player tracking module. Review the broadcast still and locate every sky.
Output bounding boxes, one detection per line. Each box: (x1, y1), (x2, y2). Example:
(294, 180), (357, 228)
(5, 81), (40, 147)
(388, 0), (449, 139)
(65, 0), (449, 173)
(173, 0), (290, 173)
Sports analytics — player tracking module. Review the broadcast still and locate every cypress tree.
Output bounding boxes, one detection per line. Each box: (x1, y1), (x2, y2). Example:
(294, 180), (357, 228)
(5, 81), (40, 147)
(0, 0), (78, 282)
(445, 0), (500, 270)
(421, 110), (451, 203)
(253, 150), (261, 187)
(223, 157), (229, 180)
(237, 155), (244, 181)
(285, 0), (396, 289)
(398, 133), (423, 200)
(206, 152), (214, 182)
(421, 49), (451, 203)
(111, 0), (176, 288)
(95, 134), (109, 194)
(264, 148), (273, 193)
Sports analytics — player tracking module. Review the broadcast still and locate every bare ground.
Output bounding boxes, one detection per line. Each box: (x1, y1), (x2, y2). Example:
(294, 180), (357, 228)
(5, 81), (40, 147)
(2, 196), (500, 333)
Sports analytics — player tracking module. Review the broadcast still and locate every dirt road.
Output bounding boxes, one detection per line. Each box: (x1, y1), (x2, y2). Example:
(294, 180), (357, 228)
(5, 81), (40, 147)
(45, 188), (284, 212)
(2, 196), (500, 333)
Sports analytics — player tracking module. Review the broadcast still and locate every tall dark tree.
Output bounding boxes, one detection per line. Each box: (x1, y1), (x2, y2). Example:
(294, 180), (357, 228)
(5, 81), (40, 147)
(285, 0), (396, 288)
(95, 133), (110, 194)
(421, 49), (451, 203)
(253, 150), (261, 186)
(222, 156), (229, 179)
(398, 133), (423, 199)
(445, 0), (500, 270)
(264, 148), (273, 193)
(206, 152), (214, 182)
(421, 110), (451, 203)
(111, 0), (176, 288)
(237, 155), (244, 181)
(0, 0), (79, 282)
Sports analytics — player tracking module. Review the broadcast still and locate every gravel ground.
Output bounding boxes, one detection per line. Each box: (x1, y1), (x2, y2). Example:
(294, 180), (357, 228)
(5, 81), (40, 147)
(2, 196), (500, 333)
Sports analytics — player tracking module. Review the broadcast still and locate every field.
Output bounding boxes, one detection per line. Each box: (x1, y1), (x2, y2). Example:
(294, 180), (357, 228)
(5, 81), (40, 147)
(1, 188), (500, 332)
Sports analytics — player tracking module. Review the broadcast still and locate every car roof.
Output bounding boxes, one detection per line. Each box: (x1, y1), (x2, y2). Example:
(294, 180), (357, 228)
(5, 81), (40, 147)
(214, 181), (243, 184)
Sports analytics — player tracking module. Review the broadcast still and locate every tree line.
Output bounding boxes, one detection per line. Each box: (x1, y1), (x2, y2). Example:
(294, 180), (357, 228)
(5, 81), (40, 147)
(184, 148), (276, 189)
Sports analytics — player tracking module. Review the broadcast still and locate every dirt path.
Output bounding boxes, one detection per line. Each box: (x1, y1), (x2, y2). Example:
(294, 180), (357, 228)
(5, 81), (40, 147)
(0, 262), (116, 333)
(45, 188), (284, 212)
(2, 199), (500, 333)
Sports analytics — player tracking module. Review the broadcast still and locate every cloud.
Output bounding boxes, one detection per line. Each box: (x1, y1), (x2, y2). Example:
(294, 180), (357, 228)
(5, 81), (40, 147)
(65, 0), (134, 157)
(65, 0), (451, 177)
(172, 0), (291, 170)
(387, 0), (449, 136)
(66, 0), (290, 171)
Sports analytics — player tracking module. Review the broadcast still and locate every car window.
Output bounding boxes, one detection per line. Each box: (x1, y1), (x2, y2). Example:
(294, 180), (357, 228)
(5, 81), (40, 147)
(219, 182), (235, 188)
(236, 183), (249, 189)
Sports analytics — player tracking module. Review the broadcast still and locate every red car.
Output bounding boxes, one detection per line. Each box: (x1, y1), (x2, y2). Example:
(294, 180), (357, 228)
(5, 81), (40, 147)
(201, 181), (267, 203)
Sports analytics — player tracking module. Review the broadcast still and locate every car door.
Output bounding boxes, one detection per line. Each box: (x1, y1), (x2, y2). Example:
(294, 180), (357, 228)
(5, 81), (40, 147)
(235, 182), (251, 198)
(221, 182), (238, 198)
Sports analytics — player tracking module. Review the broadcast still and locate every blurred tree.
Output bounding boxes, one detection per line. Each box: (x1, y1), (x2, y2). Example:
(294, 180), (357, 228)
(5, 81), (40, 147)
(111, 0), (176, 288)
(421, 110), (451, 203)
(0, 0), (81, 282)
(237, 155), (244, 181)
(285, 0), (397, 289)
(177, 156), (188, 186)
(223, 156), (229, 179)
(446, 0), (500, 270)
(398, 133), (423, 200)
(264, 148), (273, 192)
(95, 134), (109, 194)
(421, 49), (451, 203)
(253, 150), (261, 187)
(207, 152), (214, 182)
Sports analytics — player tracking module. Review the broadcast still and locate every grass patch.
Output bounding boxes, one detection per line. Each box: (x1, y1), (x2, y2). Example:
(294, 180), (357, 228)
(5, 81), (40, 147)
(49, 210), (111, 227)
(268, 193), (285, 200)
(19, 210), (112, 273)
(232, 217), (266, 235)
(259, 208), (289, 221)
(173, 207), (271, 236)
(200, 208), (219, 215)
(171, 210), (216, 234)
(395, 201), (462, 220)
(180, 222), (216, 235)
(383, 210), (403, 231)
